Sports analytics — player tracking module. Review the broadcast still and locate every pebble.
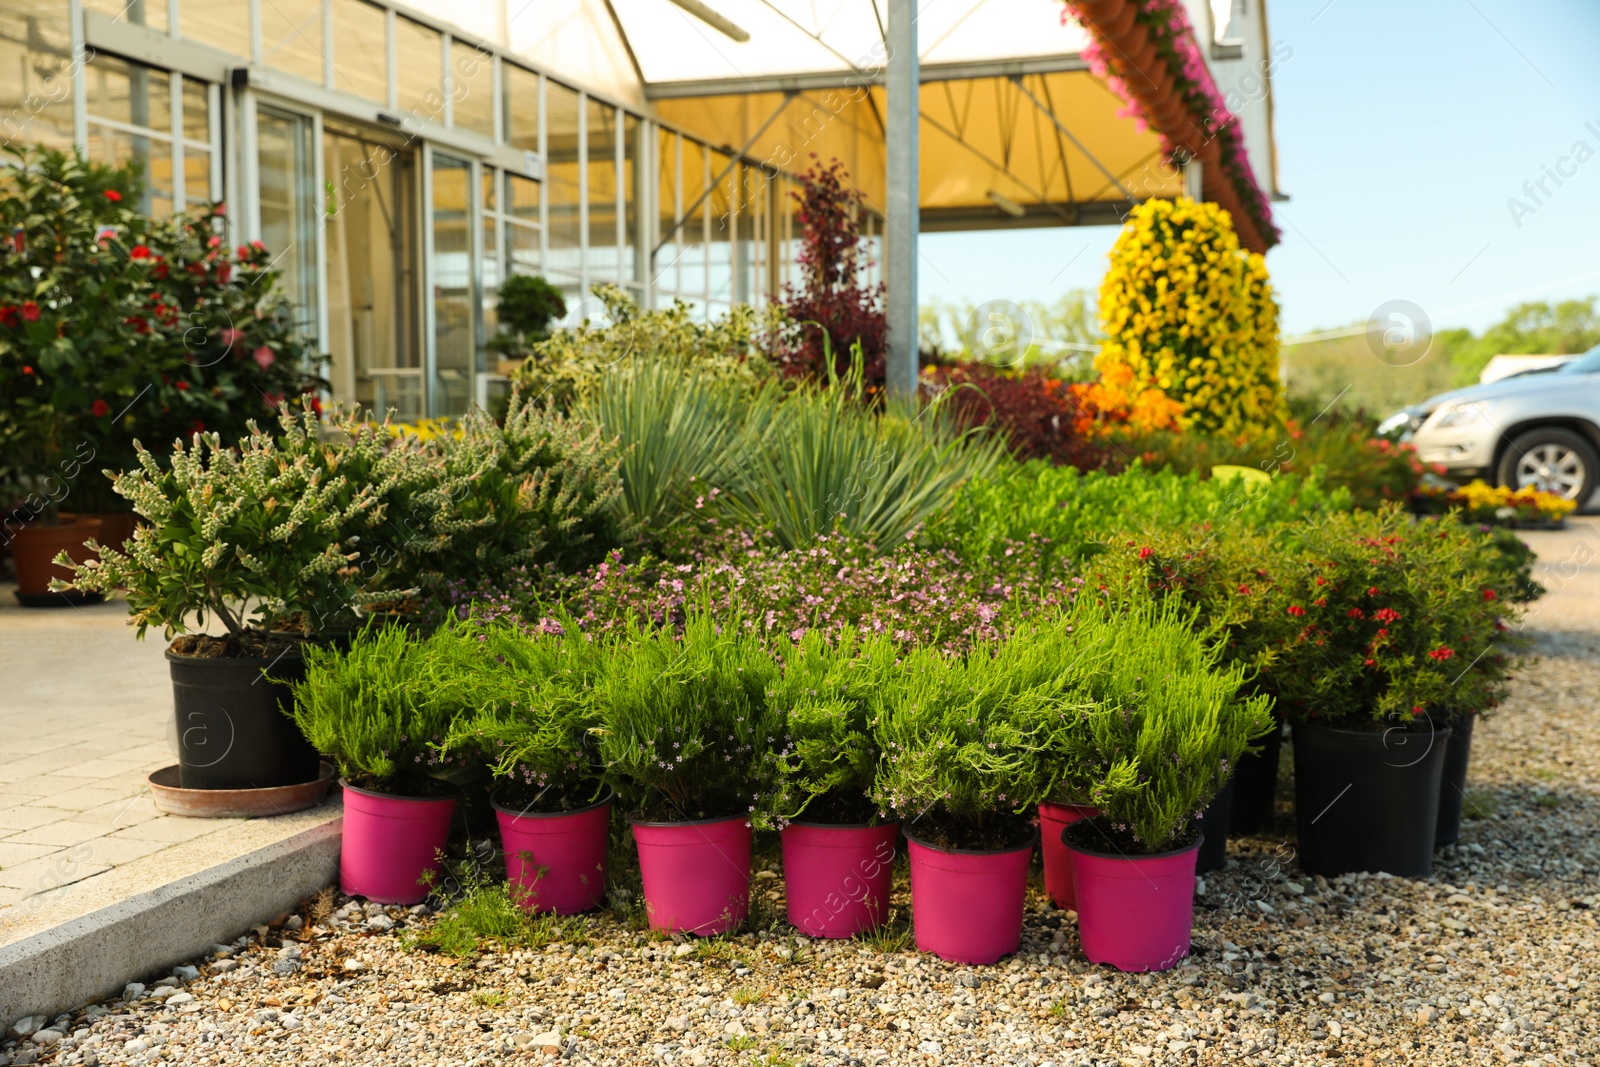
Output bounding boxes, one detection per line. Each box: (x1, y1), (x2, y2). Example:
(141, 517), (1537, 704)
(27, 1032), (60, 1047)
(173, 964), (201, 981)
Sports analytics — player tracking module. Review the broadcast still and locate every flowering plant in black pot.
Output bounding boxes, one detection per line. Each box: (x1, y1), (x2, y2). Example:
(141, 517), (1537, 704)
(1265, 505), (1524, 876)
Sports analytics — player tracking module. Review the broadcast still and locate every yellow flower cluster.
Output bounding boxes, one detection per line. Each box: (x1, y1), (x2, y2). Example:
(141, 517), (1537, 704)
(1449, 479), (1577, 522)
(1094, 197), (1284, 435)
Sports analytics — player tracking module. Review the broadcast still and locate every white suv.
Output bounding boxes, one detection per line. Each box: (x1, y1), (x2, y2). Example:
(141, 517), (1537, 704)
(1379, 344), (1600, 504)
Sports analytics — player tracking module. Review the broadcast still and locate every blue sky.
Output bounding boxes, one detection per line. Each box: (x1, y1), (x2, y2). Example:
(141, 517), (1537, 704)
(918, 0), (1600, 338)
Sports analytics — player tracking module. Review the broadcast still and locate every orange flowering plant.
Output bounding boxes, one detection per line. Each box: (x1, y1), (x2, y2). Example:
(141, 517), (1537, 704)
(1264, 506), (1524, 728)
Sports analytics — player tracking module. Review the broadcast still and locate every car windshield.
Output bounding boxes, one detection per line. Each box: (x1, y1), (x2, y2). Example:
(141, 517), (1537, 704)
(1556, 345), (1600, 375)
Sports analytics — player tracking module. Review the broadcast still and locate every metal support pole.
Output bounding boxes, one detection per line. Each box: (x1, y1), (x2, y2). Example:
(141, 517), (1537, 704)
(1183, 158), (1204, 202)
(884, 0), (918, 400)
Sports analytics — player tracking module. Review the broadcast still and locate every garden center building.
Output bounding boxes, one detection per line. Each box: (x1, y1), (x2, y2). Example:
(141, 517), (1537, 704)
(0, 0), (1281, 418)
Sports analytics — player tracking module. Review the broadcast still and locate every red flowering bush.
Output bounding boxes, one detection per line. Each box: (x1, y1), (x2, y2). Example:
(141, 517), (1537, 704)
(1263, 505), (1523, 727)
(0, 144), (321, 518)
(774, 158), (886, 387)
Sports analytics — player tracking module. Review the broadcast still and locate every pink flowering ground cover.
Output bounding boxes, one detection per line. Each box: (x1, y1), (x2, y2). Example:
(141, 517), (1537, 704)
(433, 531), (1083, 655)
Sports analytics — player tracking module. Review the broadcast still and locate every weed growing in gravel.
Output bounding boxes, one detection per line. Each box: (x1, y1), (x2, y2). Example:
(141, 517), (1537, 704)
(732, 987), (764, 1005)
(726, 1035), (759, 1051)
(1463, 789), (1501, 819)
(473, 991), (508, 1007)
(854, 906), (913, 954)
(408, 862), (590, 958)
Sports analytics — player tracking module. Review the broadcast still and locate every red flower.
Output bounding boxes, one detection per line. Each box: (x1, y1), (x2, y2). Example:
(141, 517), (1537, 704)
(1363, 657), (1376, 666)
(1287, 605), (1306, 617)
(250, 239), (264, 250)
(1482, 589), (1497, 601)
(1312, 597), (1327, 607)
(252, 345), (275, 370)
(1347, 607), (1364, 618)
(104, 189), (122, 201)
(1137, 547), (1153, 560)
(1373, 607), (1401, 623)
(190, 419), (205, 433)
(1427, 647), (1455, 661)
(0, 306), (16, 327)
(20, 301), (39, 322)
(1236, 583), (1251, 595)
(21, 364), (33, 374)
(1366, 586), (1379, 597)
(126, 315), (149, 334)
(91, 398), (111, 417)
(1315, 576), (1326, 586)
(175, 379), (190, 390)
(129, 245), (152, 259)
(207, 235), (222, 249)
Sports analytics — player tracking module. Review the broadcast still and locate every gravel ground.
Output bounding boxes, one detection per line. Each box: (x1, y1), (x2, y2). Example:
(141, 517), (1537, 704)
(5, 534), (1598, 1067)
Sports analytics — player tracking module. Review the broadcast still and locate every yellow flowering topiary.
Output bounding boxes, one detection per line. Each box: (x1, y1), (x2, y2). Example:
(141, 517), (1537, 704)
(1095, 197), (1284, 435)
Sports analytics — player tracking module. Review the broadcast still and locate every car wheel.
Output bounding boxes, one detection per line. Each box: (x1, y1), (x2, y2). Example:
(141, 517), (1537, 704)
(1496, 427), (1598, 503)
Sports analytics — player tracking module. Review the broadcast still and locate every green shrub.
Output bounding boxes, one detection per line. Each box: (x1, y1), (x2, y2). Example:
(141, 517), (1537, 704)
(931, 459), (1349, 565)
(290, 625), (468, 794)
(436, 617), (605, 812)
(761, 628), (905, 826)
(590, 616), (783, 821)
(1046, 598), (1274, 853)
(514, 284), (779, 409)
(872, 614), (1094, 850)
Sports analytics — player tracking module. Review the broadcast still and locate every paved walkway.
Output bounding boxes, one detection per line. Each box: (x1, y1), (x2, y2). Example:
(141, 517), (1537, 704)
(0, 587), (336, 948)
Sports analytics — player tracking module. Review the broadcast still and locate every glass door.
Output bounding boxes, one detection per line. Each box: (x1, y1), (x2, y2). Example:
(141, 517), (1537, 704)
(323, 124), (422, 420)
(255, 107), (319, 338)
(429, 152), (476, 418)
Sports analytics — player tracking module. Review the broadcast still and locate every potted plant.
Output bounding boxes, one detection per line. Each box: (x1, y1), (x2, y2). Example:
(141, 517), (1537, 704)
(1269, 506), (1519, 877)
(438, 618), (613, 915)
(873, 617), (1080, 965)
(291, 626), (467, 904)
(486, 273), (567, 376)
(55, 407), (445, 792)
(761, 628), (903, 938)
(1051, 598), (1273, 972)
(1102, 523), (1295, 865)
(590, 617), (782, 935)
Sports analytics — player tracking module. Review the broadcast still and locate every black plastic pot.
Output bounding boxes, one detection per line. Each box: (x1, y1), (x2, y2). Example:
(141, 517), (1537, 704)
(1291, 720), (1452, 878)
(1229, 720), (1282, 837)
(1194, 776), (1236, 874)
(1435, 713), (1476, 849)
(167, 650), (321, 790)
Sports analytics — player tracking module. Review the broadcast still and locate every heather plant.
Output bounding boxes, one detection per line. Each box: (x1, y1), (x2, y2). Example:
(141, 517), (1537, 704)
(761, 628), (905, 826)
(377, 394), (629, 593)
(55, 406), (444, 649)
(434, 617), (605, 812)
(589, 616), (784, 822)
(290, 625), (470, 795)
(1265, 505), (1523, 727)
(1043, 598), (1275, 854)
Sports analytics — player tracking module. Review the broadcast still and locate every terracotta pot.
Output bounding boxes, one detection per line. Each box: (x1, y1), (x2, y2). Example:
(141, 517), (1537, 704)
(69, 511), (139, 556)
(9, 515), (104, 605)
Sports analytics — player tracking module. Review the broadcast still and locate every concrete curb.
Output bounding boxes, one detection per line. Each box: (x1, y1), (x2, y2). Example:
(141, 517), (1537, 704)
(0, 815), (341, 1025)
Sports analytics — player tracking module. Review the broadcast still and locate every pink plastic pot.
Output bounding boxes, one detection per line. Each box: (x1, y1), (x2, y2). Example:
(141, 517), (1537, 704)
(631, 814), (752, 935)
(494, 791), (612, 916)
(905, 833), (1033, 964)
(340, 780), (457, 905)
(1037, 802), (1098, 911)
(1067, 824), (1200, 972)
(781, 821), (900, 938)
